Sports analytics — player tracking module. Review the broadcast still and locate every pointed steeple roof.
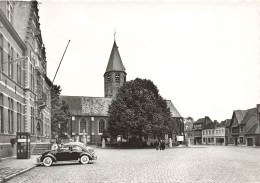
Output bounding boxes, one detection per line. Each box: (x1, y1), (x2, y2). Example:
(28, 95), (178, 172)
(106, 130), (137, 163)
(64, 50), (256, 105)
(105, 41), (125, 73)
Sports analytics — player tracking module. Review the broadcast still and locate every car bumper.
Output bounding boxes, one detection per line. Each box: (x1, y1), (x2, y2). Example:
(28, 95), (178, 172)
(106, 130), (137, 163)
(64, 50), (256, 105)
(91, 155), (97, 160)
(36, 157), (42, 164)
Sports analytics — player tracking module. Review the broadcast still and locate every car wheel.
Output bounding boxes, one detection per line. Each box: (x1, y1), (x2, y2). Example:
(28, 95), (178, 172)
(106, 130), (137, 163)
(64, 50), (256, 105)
(43, 157), (53, 167)
(80, 155), (89, 164)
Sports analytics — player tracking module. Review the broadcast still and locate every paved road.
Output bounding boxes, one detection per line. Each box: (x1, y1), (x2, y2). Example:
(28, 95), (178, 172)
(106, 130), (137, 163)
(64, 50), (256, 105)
(7, 146), (260, 183)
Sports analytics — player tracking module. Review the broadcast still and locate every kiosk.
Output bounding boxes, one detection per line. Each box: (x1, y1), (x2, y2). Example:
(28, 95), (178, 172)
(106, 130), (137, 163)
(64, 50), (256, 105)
(17, 132), (31, 159)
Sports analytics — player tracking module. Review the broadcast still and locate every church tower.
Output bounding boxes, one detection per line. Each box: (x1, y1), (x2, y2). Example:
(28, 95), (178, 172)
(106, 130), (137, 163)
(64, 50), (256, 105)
(104, 40), (126, 98)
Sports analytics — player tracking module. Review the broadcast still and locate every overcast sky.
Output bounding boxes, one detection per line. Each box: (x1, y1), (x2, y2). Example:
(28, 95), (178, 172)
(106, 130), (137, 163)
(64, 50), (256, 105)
(38, 0), (260, 122)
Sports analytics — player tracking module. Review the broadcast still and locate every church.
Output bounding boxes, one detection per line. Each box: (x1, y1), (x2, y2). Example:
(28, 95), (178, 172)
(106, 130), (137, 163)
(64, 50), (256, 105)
(61, 40), (183, 144)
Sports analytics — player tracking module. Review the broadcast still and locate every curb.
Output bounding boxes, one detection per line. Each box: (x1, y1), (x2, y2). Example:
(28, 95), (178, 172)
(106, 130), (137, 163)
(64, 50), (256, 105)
(1, 165), (37, 183)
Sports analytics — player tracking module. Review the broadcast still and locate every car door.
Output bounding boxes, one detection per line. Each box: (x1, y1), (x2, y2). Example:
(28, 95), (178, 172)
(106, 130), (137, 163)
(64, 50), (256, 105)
(56, 145), (73, 161)
(71, 145), (82, 160)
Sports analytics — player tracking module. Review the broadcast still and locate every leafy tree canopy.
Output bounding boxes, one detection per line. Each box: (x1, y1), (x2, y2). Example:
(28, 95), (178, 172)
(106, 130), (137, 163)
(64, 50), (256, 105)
(51, 85), (71, 138)
(108, 78), (175, 139)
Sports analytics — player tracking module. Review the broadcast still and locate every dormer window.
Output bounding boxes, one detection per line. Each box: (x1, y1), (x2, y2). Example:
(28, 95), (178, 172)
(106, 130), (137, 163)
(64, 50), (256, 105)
(115, 73), (120, 83)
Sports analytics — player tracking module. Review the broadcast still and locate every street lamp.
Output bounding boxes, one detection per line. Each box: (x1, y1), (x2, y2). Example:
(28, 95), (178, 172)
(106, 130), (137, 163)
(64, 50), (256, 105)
(2, 56), (29, 65)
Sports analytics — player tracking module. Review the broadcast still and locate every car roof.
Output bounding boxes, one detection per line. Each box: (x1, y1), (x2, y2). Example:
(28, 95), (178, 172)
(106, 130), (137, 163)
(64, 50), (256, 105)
(65, 142), (85, 146)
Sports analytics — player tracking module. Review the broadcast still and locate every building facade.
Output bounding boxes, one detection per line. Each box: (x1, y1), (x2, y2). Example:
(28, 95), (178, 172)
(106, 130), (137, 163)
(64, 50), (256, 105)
(0, 1), (51, 158)
(193, 116), (213, 145)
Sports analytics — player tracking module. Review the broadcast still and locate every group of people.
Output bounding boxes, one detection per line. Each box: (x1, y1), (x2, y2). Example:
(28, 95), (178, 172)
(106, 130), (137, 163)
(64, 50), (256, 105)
(154, 140), (165, 150)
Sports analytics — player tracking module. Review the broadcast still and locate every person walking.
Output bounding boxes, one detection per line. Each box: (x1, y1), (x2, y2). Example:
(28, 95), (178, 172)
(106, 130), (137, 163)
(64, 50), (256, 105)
(159, 140), (163, 150)
(155, 140), (159, 150)
(161, 140), (165, 150)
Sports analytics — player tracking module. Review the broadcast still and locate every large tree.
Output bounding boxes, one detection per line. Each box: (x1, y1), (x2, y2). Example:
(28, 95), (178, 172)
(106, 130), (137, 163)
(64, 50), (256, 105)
(51, 85), (71, 139)
(108, 78), (174, 140)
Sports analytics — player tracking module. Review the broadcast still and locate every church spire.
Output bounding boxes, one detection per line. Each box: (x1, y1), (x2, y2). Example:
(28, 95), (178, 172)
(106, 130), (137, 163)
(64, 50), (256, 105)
(105, 39), (125, 73)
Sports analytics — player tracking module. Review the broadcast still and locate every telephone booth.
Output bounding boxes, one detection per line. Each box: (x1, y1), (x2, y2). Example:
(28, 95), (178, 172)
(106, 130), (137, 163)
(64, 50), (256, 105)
(17, 132), (31, 159)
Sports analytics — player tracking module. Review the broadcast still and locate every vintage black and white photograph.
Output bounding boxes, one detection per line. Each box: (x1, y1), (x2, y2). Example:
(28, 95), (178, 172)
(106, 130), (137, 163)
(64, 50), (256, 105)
(0, 0), (259, 182)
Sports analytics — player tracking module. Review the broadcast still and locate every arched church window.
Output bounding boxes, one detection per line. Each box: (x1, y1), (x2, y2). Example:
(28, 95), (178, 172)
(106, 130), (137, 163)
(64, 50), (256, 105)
(80, 118), (87, 133)
(115, 73), (120, 83)
(107, 74), (111, 83)
(99, 119), (105, 134)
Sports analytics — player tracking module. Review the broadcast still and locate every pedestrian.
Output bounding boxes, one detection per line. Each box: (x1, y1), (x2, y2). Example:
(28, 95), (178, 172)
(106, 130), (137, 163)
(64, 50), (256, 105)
(160, 140), (163, 150)
(155, 140), (159, 150)
(161, 140), (165, 150)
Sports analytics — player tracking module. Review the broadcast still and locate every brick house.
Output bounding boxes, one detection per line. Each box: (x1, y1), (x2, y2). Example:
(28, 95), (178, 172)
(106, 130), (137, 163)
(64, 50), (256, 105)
(0, 1), (52, 158)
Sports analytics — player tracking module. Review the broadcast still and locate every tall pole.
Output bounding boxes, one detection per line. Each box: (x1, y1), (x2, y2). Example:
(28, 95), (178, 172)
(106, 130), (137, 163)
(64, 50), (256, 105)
(52, 40), (70, 83)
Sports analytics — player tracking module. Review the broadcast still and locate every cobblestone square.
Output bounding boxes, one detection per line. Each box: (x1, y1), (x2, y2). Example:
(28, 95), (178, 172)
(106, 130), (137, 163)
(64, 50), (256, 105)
(8, 146), (260, 183)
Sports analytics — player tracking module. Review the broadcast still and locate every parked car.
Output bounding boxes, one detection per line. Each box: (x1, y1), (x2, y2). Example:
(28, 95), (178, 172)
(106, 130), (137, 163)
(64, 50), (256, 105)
(37, 142), (97, 166)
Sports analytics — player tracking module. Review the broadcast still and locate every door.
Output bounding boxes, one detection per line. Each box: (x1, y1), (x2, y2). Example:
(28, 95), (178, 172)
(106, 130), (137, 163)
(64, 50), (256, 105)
(71, 145), (83, 160)
(247, 138), (253, 146)
(56, 145), (73, 161)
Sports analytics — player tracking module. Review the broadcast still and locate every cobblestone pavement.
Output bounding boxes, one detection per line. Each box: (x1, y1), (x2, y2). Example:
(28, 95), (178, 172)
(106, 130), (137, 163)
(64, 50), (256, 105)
(7, 146), (260, 183)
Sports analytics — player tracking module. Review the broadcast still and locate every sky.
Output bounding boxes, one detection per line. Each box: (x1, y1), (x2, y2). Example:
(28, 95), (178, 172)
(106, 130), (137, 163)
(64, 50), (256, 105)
(38, 0), (260, 122)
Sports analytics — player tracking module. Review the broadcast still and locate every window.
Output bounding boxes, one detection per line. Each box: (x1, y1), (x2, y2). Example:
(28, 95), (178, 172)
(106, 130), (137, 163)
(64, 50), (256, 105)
(232, 128), (238, 133)
(8, 43), (14, 78)
(31, 107), (35, 135)
(209, 131), (211, 135)
(202, 131), (205, 135)
(203, 138), (205, 143)
(8, 98), (14, 133)
(212, 130), (214, 135)
(115, 73), (120, 83)
(17, 102), (22, 132)
(99, 119), (105, 134)
(30, 64), (34, 91)
(206, 131), (208, 135)
(222, 129), (224, 134)
(17, 54), (22, 85)
(7, 1), (14, 24)
(107, 74), (111, 83)
(0, 93), (3, 133)
(0, 33), (3, 71)
(240, 127), (243, 132)
(72, 145), (82, 151)
(80, 118), (87, 133)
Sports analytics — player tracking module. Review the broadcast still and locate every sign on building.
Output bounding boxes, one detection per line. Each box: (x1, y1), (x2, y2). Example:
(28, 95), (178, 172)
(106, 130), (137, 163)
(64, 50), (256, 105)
(176, 135), (184, 142)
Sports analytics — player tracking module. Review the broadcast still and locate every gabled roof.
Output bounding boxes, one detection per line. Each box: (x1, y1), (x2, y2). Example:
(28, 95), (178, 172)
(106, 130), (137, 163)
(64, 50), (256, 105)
(203, 122), (218, 130)
(225, 119), (231, 127)
(245, 124), (260, 135)
(105, 41), (125, 73)
(234, 110), (248, 124)
(60, 96), (112, 116)
(194, 118), (204, 124)
(166, 100), (182, 118)
(241, 108), (257, 125)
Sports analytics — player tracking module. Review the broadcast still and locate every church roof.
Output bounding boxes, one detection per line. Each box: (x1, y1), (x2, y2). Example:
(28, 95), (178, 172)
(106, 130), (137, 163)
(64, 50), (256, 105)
(60, 96), (112, 116)
(105, 41), (125, 73)
(166, 100), (182, 118)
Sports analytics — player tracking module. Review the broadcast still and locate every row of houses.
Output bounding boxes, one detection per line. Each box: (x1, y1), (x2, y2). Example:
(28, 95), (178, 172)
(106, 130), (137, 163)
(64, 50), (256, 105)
(185, 104), (260, 146)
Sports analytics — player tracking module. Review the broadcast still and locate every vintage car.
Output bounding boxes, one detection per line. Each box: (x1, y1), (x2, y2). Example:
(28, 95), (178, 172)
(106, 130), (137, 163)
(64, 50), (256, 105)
(37, 142), (97, 166)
